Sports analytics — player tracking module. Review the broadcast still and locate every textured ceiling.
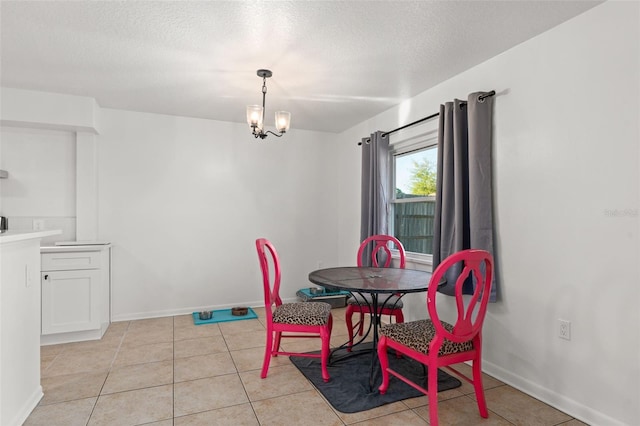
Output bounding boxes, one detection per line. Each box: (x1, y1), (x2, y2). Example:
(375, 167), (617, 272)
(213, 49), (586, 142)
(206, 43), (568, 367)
(0, 1), (601, 133)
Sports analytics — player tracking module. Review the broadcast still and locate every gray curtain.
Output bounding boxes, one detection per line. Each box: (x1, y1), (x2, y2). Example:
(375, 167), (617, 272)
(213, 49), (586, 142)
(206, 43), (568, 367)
(360, 131), (390, 266)
(433, 92), (497, 301)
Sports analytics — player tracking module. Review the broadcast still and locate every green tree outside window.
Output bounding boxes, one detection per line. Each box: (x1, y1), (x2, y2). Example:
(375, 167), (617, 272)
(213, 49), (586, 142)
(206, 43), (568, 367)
(409, 159), (436, 196)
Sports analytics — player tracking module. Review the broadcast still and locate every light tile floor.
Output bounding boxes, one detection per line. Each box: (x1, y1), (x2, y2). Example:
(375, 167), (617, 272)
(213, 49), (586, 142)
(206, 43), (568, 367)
(26, 307), (588, 426)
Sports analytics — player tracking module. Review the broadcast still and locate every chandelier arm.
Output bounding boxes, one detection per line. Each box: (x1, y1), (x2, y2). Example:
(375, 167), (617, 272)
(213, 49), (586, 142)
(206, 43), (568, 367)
(265, 130), (283, 138)
(252, 128), (268, 139)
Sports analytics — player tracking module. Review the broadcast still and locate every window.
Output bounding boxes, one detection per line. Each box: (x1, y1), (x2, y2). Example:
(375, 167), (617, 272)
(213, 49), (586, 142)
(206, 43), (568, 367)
(390, 142), (438, 258)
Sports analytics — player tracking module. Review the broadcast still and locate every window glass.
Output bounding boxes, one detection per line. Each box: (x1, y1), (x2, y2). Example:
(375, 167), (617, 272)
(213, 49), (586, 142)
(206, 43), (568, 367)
(392, 146), (437, 255)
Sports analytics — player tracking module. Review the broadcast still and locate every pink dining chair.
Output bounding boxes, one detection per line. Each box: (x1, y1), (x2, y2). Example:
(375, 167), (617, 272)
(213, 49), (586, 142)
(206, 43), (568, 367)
(377, 249), (494, 426)
(345, 234), (406, 350)
(255, 238), (333, 382)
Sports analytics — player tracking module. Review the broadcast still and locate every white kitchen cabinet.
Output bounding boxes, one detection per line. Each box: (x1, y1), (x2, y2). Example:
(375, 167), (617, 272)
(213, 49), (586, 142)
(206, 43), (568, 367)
(1, 230), (60, 426)
(40, 245), (111, 345)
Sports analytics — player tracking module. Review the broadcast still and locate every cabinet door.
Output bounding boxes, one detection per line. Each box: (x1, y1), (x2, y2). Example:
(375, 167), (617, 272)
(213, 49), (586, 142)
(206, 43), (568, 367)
(41, 269), (101, 334)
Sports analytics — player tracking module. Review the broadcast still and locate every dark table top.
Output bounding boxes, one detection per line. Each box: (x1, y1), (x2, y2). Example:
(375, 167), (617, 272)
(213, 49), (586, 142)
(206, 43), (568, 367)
(308, 266), (434, 294)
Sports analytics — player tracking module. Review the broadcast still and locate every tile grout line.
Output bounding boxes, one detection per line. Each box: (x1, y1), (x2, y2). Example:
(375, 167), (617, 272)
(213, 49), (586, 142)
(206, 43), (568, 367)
(85, 320), (130, 425)
(461, 392), (517, 425)
(221, 317), (263, 425)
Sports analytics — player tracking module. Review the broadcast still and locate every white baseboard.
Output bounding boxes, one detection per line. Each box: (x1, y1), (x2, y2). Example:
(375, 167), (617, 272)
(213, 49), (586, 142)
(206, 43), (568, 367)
(112, 299), (265, 322)
(8, 386), (43, 426)
(482, 359), (626, 426)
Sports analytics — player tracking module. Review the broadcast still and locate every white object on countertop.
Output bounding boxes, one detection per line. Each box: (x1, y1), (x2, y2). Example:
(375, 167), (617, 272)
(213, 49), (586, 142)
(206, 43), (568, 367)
(41, 243), (111, 253)
(55, 240), (110, 246)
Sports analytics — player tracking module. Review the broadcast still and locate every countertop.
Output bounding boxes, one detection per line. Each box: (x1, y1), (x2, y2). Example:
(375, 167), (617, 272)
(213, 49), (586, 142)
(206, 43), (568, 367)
(0, 229), (61, 244)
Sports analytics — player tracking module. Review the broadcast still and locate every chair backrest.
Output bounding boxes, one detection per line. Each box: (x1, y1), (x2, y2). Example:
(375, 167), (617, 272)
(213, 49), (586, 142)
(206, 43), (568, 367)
(255, 238), (282, 324)
(357, 235), (406, 268)
(427, 249), (493, 345)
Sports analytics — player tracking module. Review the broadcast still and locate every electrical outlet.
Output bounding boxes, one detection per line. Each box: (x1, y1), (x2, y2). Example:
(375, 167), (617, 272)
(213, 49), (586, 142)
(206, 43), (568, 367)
(33, 219), (45, 231)
(559, 319), (571, 340)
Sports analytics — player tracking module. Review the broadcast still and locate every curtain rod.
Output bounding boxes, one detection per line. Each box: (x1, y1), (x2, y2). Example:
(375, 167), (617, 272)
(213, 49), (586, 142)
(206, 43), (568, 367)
(358, 90), (495, 145)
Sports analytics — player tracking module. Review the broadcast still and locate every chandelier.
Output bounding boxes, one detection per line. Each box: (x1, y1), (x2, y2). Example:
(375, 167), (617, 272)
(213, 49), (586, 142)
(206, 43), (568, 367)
(246, 69), (291, 140)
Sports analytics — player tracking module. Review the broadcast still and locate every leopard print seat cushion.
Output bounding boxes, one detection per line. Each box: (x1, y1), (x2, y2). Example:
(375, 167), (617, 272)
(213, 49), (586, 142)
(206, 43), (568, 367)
(272, 302), (331, 326)
(347, 294), (404, 309)
(380, 319), (474, 356)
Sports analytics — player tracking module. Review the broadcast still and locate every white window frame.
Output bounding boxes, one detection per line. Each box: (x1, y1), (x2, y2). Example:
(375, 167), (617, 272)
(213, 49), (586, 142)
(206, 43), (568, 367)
(388, 127), (439, 266)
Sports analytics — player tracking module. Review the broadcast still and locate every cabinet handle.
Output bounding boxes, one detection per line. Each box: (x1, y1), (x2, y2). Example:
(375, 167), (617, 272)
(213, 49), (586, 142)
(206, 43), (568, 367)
(44, 274), (49, 280)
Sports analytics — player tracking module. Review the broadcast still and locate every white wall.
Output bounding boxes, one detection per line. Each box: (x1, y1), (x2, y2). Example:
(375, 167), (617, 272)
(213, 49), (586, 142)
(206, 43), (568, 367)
(337, 2), (639, 425)
(0, 127), (77, 243)
(0, 127), (76, 216)
(0, 88), (343, 323)
(97, 109), (341, 320)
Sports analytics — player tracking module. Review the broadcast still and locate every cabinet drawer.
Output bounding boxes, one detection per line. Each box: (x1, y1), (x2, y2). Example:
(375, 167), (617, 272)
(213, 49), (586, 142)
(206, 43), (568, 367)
(42, 251), (101, 271)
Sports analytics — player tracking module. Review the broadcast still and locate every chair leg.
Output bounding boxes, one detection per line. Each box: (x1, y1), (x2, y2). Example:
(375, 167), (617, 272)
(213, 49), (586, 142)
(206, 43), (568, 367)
(345, 305), (355, 351)
(472, 357), (489, 418)
(377, 336), (390, 394)
(320, 325), (331, 382)
(394, 311), (404, 359)
(273, 331), (282, 356)
(428, 364), (439, 426)
(261, 329), (274, 379)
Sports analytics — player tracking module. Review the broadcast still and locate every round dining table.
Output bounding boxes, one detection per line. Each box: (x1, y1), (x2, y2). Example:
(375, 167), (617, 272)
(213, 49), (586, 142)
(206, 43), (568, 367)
(308, 266), (436, 389)
(309, 266), (433, 295)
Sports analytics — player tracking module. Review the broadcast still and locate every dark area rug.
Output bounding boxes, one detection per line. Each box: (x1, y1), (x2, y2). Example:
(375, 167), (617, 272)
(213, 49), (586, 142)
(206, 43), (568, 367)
(290, 344), (461, 413)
